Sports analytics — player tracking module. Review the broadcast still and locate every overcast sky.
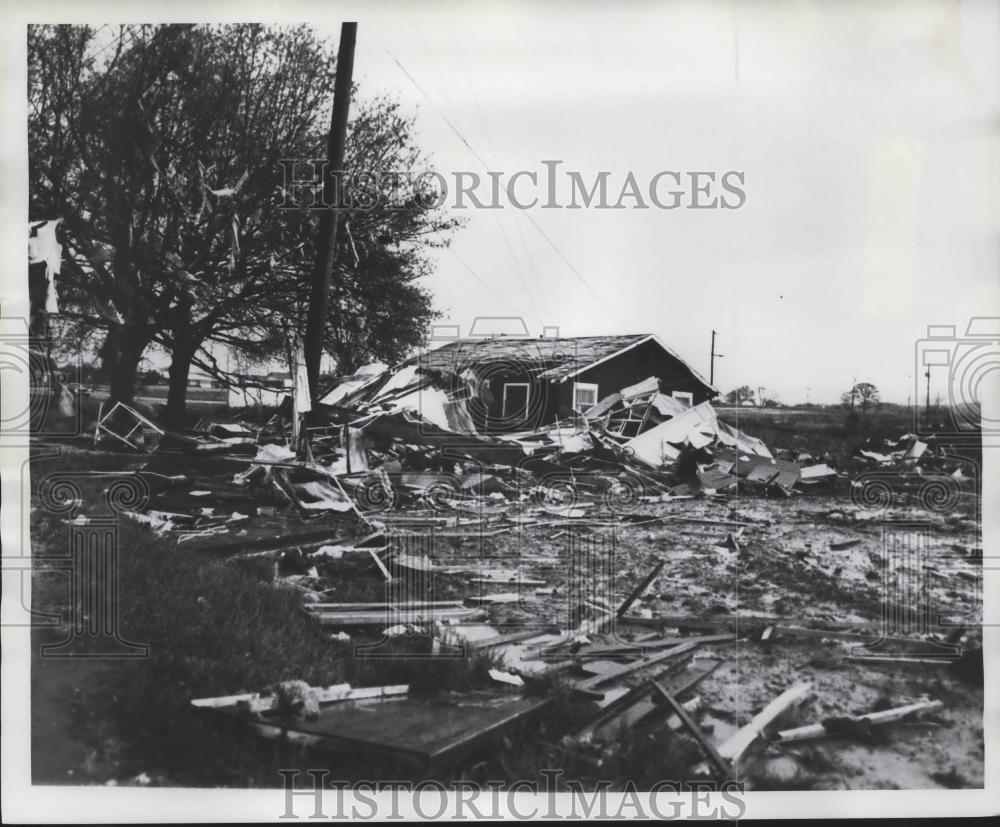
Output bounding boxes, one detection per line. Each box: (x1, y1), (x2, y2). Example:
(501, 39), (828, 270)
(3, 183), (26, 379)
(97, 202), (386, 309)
(307, 0), (1000, 405)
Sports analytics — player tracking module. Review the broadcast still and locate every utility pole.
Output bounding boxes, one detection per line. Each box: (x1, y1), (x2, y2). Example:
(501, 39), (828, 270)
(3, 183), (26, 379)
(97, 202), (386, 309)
(709, 330), (723, 385)
(805, 387), (810, 406)
(925, 366), (931, 423)
(304, 22), (357, 403)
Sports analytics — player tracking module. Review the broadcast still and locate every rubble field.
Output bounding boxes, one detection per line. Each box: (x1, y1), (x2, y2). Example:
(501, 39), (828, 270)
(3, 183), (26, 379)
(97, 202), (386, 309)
(30, 374), (984, 790)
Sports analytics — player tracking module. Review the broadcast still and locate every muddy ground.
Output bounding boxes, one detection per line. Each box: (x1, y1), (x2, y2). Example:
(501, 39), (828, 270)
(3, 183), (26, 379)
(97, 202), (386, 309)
(390, 492), (984, 790)
(27, 445), (983, 790)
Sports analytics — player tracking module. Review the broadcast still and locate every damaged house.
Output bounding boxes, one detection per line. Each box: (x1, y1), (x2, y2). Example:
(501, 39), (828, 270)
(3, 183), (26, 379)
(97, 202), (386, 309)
(325, 334), (716, 435)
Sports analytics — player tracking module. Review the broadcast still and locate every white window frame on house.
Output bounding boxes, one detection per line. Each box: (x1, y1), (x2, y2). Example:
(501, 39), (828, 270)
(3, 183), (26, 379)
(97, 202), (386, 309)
(573, 382), (599, 411)
(672, 390), (694, 406)
(502, 382), (530, 419)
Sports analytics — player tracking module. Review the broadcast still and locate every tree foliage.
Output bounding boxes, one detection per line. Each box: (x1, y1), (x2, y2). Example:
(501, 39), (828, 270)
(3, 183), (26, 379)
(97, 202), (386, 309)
(724, 385), (756, 405)
(29, 24), (458, 422)
(841, 381), (880, 411)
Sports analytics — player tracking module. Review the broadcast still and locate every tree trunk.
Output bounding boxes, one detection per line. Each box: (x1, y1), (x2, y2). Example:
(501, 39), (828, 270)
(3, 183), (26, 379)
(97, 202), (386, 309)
(103, 323), (149, 407)
(163, 342), (195, 429)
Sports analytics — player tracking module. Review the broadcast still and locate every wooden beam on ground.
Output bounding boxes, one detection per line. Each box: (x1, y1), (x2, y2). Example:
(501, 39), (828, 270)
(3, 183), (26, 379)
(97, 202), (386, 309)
(775, 699), (942, 743)
(306, 607), (486, 628)
(651, 680), (731, 779)
(846, 655), (953, 665)
(617, 559), (665, 618)
(573, 637), (729, 696)
(576, 658), (722, 742)
(367, 548), (393, 581)
(716, 682), (812, 764)
(467, 628), (560, 650)
(621, 613), (963, 640)
(191, 683), (409, 714)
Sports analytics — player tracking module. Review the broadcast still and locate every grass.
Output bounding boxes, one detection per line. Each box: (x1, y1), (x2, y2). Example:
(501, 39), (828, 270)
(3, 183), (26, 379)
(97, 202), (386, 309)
(32, 460), (347, 785)
(717, 404), (943, 464)
(31, 450), (656, 788)
(29, 451), (527, 785)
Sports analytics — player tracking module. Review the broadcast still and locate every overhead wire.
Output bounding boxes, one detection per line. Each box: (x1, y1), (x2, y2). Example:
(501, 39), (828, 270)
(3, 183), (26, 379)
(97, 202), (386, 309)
(369, 29), (605, 308)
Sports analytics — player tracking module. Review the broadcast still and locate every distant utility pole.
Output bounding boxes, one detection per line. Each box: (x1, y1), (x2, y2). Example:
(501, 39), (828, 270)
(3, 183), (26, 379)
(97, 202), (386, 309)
(709, 330), (723, 385)
(806, 387), (810, 405)
(925, 366), (932, 422)
(304, 21), (358, 403)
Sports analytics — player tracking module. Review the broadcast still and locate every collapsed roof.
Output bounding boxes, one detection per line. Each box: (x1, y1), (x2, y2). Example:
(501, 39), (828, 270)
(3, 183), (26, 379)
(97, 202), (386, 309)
(324, 334), (717, 415)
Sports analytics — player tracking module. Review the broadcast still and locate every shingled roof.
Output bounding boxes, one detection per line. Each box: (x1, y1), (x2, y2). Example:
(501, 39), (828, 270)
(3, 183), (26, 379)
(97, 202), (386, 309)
(404, 334), (653, 382)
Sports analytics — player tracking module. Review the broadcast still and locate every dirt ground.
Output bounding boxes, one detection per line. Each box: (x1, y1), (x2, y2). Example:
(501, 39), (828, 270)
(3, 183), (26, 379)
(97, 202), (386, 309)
(27, 444), (984, 790)
(417, 492), (984, 790)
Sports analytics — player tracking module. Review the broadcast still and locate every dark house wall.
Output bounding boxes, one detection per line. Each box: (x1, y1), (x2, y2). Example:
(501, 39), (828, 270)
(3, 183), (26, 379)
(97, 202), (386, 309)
(471, 339), (713, 433)
(566, 338), (714, 406)
(468, 366), (559, 433)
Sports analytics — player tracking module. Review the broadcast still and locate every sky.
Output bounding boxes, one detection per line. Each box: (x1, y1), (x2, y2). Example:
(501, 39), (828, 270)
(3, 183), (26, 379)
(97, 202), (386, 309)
(304, 0), (1000, 405)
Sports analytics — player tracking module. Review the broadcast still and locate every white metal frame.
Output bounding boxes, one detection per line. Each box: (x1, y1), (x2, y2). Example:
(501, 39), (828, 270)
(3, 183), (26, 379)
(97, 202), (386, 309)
(572, 381), (599, 411)
(672, 390), (694, 406)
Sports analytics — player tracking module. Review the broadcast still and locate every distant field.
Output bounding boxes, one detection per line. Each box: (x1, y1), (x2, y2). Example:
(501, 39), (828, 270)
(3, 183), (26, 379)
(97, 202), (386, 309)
(714, 406), (821, 418)
(89, 384), (228, 405)
(716, 404), (933, 461)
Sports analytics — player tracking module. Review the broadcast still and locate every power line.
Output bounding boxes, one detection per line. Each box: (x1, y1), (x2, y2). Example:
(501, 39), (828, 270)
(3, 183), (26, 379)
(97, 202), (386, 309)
(369, 30), (604, 306)
(510, 210), (552, 318)
(456, 44), (552, 318)
(435, 231), (530, 317)
(370, 31), (543, 320)
(490, 211), (545, 321)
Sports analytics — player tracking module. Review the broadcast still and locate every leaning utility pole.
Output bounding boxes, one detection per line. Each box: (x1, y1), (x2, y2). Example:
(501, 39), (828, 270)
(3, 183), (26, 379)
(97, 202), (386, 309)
(304, 22), (357, 403)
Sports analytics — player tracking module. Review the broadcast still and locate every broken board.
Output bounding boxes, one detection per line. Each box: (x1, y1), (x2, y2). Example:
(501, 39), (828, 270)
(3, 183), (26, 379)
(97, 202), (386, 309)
(234, 692), (550, 768)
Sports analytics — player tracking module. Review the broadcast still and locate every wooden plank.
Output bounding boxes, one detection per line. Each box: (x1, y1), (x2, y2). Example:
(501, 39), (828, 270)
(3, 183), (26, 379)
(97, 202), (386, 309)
(573, 639), (707, 694)
(191, 683), (408, 713)
(469, 577), (548, 588)
(232, 693), (551, 767)
(577, 658), (721, 742)
(846, 655), (953, 665)
(368, 548), (393, 581)
(623, 613), (961, 639)
(651, 680), (731, 779)
(306, 606), (485, 627)
(638, 634), (737, 649)
(578, 660), (625, 676)
(617, 559), (666, 618)
(775, 699), (942, 743)
(552, 635), (735, 662)
(467, 628), (560, 650)
(716, 682), (812, 763)
(307, 601), (464, 610)
(464, 593), (527, 606)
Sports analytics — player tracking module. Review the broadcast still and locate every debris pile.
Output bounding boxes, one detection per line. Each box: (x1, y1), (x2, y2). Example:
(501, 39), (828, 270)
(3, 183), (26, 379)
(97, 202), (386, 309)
(76, 363), (983, 786)
(107, 372), (859, 546)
